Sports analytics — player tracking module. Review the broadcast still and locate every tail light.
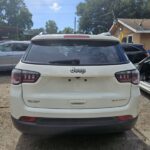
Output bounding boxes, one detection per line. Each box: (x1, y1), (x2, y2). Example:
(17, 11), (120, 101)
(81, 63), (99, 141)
(11, 69), (40, 85)
(115, 69), (139, 85)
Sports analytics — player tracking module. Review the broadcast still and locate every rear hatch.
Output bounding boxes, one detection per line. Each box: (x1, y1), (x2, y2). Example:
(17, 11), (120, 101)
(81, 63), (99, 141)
(20, 38), (132, 109)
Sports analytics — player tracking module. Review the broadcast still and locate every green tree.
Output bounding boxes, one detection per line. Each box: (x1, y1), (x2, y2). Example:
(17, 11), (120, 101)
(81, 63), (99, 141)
(23, 28), (45, 40)
(45, 20), (58, 34)
(62, 27), (74, 34)
(29, 28), (45, 36)
(76, 0), (150, 34)
(58, 30), (63, 34)
(0, 0), (33, 39)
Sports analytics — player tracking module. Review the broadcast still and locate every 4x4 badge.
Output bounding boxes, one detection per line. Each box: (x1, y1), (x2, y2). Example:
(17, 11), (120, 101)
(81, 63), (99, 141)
(70, 68), (86, 74)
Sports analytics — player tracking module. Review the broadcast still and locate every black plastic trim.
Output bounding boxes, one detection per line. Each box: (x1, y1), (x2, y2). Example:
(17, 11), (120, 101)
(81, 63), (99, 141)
(11, 116), (138, 135)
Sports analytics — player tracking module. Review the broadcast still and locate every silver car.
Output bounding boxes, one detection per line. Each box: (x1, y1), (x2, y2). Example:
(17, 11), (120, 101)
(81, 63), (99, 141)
(0, 41), (30, 71)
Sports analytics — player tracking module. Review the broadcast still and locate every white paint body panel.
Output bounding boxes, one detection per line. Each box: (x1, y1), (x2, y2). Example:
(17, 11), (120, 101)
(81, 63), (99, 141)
(10, 34), (140, 120)
(10, 84), (141, 119)
(10, 62), (141, 119)
(17, 62), (134, 109)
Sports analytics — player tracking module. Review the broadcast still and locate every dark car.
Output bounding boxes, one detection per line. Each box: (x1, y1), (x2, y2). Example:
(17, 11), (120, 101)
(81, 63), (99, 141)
(147, 50), (150, 55)
(137, 56), (150, 94)
(121, 43), (148, 64)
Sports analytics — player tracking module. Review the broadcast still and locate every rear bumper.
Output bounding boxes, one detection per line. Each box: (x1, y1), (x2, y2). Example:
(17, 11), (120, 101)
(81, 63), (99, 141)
(12, 116), (138, 135)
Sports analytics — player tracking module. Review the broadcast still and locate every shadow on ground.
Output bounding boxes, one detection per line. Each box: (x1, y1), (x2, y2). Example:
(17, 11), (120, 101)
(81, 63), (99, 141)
(0, 71), (11, 84)
(0, 71), (11, 76)
(16, 131), (150, 150)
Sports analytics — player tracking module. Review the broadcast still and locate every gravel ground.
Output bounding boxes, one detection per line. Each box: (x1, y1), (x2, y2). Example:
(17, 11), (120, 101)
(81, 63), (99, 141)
(0, 72), (150, 150)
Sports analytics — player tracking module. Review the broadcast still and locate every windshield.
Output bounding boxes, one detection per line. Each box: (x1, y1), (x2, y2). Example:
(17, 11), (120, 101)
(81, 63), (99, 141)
(23, 40), (128, 66)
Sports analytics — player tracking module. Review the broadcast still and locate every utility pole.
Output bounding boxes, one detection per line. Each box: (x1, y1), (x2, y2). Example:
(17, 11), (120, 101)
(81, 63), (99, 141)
(74, 17), (77, 34)
(112, 10), (117, 23)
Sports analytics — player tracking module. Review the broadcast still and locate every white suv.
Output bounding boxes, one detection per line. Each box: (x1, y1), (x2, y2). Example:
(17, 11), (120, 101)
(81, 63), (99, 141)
(10, 34), (141, 135)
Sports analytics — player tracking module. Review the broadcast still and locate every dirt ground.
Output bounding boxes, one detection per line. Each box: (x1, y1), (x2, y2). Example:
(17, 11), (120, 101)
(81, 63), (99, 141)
(0, 72), (150, 150)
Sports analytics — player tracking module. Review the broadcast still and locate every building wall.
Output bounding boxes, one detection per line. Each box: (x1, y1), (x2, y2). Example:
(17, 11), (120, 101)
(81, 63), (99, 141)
(140, 34), (150, 50)
(113, 24), (133, 39)
(112, 25), (141, 44)
(111, 23), (150, 50)
(133, 33), (141, 44)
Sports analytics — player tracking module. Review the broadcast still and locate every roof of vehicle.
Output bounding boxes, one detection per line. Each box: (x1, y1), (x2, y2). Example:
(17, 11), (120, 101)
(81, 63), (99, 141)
(0, 40), (30, 45)
(31, 34), (119, 42)
(121, 43), (145, 48)
(121, 43), (144, 46)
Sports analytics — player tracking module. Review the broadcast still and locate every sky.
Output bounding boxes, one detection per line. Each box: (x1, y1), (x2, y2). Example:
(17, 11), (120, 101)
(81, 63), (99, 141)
(24, 0), (84, 31)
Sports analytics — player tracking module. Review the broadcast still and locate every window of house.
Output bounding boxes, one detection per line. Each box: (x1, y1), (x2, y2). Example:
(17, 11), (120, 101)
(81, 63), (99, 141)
(128, 35), (133, 43)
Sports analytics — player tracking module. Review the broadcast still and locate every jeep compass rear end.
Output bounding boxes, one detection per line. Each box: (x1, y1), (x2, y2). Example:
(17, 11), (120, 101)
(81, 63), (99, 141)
(10, 34), (141, 135)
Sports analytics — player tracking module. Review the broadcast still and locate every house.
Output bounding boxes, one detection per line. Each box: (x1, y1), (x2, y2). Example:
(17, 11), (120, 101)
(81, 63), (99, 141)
(109, 19), (150, 50)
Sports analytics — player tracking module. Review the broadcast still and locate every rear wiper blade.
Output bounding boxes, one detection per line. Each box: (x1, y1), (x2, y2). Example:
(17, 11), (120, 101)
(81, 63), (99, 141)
(49, 59), (80, 65)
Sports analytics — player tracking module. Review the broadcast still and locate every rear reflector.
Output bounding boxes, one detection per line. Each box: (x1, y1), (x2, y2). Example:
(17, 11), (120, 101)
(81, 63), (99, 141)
(64, 35), (90, 39)
(117, 115), (133, 121)
(115, 69), (139, 85)
(11, 69), (40, 85)
(20, 116), (37, 123)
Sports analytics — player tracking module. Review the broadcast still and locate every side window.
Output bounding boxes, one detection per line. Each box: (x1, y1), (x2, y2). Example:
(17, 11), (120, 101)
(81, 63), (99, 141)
(123, 47), (131, 52)
(0, 45), (3, 51)
(0, 44), (12, 52)
(124, 46), (139, 52)
(12, 43), (29, 51)
(128, 36), (133, 43)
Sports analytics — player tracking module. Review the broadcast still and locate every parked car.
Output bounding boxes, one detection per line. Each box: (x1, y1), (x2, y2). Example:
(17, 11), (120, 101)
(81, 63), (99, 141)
(137, 56), (150, 94)
(10, 34), (140, 135)
(121, 43), (148, 64)
(147, 50), (150, 55)
(0, 41), (30, 71)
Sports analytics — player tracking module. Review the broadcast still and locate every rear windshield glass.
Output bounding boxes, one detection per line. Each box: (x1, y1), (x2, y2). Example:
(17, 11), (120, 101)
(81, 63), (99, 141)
(23, 40), (128, 66)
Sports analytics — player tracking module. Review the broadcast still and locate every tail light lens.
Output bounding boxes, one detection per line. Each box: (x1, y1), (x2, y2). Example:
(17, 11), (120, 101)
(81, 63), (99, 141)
(11, 69), (40, 85)
(11, 69), (22, 85)
(115, 69), (139, 85)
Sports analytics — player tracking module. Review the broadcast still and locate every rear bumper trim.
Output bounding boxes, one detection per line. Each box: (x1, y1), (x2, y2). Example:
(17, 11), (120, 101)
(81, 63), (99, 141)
(11, 116), (138, 135)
